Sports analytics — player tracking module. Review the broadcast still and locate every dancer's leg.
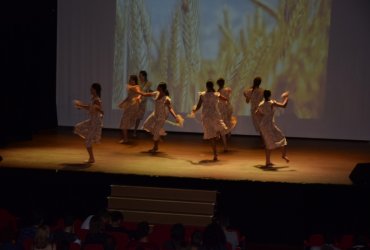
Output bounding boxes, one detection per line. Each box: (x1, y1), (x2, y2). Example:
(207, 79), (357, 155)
(211, 138), (218, 161)
(133, 119), (141, 137)
(150, 140), (159, 152)
(86, 146), (95, 163)
(282, 146), (289, 162)
(119, 129), (127, 143)
(221, 133), (228, 152)
(123, 129), (128, 142)
(265, 148), (272, 166)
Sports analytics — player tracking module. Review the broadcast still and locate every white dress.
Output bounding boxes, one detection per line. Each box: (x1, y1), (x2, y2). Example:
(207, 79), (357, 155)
(74, 97), (103, 147)
(143, 92), (170, 141)
(120, 85), (141, 129)
(200, 91), (228, 140)
(257, 100), (287, 150)
(137, 81), (152, 120)
(244, 87), (264, 132)
(218, 87), (236, 133)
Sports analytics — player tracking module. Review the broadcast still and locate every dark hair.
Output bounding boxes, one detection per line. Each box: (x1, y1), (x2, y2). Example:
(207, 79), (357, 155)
(253, 77), (262, 89)
(129, 75), (138, 85)
(91, 83), (102, 97)
(110, 211), (124, 223)
(202, 223), (226, 250)
(63, 215), (75, 227)
(139, 70), (148, 81)
(135, 221), (150, 240)
(89, 216), (103, 234)
(206, 80), (215, 92)
(191, 230), (203, 247)
(170, 223), (185, 242)
(158, 82), (170, 96)
(216, 78), (225, 89)
(263, 90), (271, 101)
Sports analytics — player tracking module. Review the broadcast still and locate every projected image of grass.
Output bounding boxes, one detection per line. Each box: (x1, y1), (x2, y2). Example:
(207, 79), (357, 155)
(113, 0), (331, 119)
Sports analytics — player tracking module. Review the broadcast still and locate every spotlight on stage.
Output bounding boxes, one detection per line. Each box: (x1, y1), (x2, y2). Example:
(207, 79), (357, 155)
(349, 163), (370, 185)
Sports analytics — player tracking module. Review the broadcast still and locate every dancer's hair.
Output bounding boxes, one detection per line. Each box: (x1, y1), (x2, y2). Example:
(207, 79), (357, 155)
(263, 90), (271, 101)
(216, 78), (225, 89)
(91, 83), (102, 97)
(206, 80), (215, 92)
(129, 75), (138, 85)
(139, 70), (148, 82)
(252, 77), (262, 89)
(158, 82), (170, 96)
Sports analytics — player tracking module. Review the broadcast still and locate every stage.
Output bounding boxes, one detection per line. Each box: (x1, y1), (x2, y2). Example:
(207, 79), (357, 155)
(1, 127), (369, 185)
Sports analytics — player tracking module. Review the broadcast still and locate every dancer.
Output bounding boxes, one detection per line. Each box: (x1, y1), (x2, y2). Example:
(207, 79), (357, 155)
(139, 82), (182, 153)
(118, 75), (142, 143)
(192, 80), (228, 161)
(74, 83), (103, 163)
(134, 70), (152, 137)
(256, 90), (290, 167)
(243, 77), (264, 133)
(217, 78), (236, 138)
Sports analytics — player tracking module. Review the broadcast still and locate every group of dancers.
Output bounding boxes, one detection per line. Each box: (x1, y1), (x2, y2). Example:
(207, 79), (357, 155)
(74, 71), (290, 167)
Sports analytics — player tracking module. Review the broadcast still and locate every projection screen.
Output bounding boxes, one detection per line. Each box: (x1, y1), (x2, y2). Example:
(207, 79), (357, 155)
(57, 0), (370, 140)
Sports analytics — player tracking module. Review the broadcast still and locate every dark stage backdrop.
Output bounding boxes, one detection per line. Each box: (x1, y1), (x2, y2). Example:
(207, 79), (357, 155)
(0, 1), (58, 145)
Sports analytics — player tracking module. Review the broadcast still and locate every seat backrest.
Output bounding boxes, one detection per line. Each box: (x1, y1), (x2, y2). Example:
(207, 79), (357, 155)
(83, 244), (104, 250)
(109, 232), (129, 250)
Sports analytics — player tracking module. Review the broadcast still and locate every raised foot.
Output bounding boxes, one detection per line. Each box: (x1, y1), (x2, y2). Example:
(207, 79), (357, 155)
(282, 155), (290, 163)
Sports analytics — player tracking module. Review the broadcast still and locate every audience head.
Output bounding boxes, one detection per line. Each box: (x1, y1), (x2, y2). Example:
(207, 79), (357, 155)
(202, 223), (226, 250)
(136, 221), (150, 240)
(170, 223), (186, 242)
(110, 211), (124, 227)
(191, 230), (203, 247)
(89, 215), (104, 234)
(34, 225), (50, 249)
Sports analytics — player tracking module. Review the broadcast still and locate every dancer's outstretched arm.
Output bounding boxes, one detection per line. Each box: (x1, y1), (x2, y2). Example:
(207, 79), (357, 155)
(193, 96), (203, 112)
(166, 100), (179, 122)
(273, 91), (289, 108)
(74, 100), (89, 110)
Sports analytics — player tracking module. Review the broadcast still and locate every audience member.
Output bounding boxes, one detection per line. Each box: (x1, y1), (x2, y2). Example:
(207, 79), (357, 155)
(83, 216), (114, 250)
(163, 223), (188, 250)
(33, 225), (56, 250)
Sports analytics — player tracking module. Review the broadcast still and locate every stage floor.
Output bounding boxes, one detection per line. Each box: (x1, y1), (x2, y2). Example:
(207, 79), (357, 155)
(1, 128), (369, 185)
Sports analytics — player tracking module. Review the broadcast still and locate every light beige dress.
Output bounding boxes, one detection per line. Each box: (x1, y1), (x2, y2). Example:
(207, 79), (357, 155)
(218, 87), (236, 133)
(137, 81), (152, 120)
(74, 96), (103, 147)
(200, 91), (228, 140)
(120, 85), (141, 129)
(143, 92), (170, 141)
(244, 87), (264, 132)
(257, 100), (287, 150)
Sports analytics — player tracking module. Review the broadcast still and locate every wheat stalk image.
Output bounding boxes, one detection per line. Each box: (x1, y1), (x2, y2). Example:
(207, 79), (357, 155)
(180, 0), (200, 110)
(112, 0), (129, 108)
(167, 8), (182, 109)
